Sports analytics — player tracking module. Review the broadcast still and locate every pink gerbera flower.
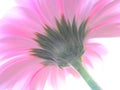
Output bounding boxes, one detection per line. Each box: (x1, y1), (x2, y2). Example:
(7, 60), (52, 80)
(0, 0), (120, 90)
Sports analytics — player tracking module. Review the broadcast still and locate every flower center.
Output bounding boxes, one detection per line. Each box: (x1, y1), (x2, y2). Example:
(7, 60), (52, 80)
(32, 16), (87, 68)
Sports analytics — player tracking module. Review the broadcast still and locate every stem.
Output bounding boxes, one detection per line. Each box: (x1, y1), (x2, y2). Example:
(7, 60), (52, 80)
(70, 60), (101, 90)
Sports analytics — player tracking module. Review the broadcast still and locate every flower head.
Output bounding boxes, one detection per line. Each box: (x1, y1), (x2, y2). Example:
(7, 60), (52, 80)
(0, 0), (120, 90)
(32, 16), (86, 68)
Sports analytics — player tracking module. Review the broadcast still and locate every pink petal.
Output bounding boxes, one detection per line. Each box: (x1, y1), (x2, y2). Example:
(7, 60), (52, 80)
(82, 55), (94, 68)
(83, 42), (107, 67)
(0, 37), (38, 63)
(61, 0), (81, 21)
(64, 67), (80, 78)
(15, 0), (98, 26)
(15, 0), (63, 28)
(50, 66), (66, 90)
(88, 0), (113, 21)
(87, 0), (120, 38)
(0, 11), (45, 39)
(87, 22), (120, 38)
(29, 66), (54, 90)
(88, 0), (120, 25)
(75, 0), (98, 24)
(29, 65), (80, 90)
(0, 37), (36, 50)
(0, 56), (41, 90)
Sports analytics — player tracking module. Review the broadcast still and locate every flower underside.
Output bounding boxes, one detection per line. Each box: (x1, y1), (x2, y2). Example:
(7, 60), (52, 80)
(32, 16), (86, 68)
(31, 16), (101, 90)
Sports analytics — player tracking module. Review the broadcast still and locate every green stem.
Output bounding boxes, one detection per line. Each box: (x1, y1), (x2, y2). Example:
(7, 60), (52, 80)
(70, 60), (101, 90)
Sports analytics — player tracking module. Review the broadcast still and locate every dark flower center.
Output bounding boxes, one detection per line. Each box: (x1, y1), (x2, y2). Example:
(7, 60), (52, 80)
(32, 16), (87, 68)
